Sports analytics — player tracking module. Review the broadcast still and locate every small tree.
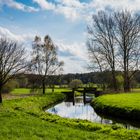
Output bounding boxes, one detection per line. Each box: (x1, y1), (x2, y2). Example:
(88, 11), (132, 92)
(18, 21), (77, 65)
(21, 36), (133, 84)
(0, 38), (27, 103)
(69, 79), (83, 90)
(31, 35), (64, 94)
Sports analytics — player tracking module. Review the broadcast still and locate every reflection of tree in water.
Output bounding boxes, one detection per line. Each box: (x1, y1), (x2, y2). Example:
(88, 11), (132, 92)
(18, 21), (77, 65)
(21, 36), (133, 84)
(103, 119), (112, 124)
(122, 123), (131, 129)
(75, 97), (83, 103)
(99, 118), (112, 124)
(51, 107), (58, 114)
(65, 102), (72, 107)
(112, 120), (130, 129)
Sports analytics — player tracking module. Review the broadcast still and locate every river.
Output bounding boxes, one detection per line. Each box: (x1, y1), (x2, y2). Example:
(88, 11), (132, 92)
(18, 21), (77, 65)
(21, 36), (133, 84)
(46, 96), (140, 129)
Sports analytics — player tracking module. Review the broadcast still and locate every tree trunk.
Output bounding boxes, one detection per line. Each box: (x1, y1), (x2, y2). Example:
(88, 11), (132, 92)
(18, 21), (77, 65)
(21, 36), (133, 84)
(123, 48), (128, 92)
(124, 70), (127, 92)
(72, 88), (75, 105)
(83, 88), (86, 105)
(102, 83), (106, 91)
(0, 86), (2, 103)
(42, 81), (45, 94)
(52, 87), (54, 93)
(112, 69), (117, 92)
(123, 71), (131, 92)
(123, 64), (131, 92)
(125, 75), (131, 92)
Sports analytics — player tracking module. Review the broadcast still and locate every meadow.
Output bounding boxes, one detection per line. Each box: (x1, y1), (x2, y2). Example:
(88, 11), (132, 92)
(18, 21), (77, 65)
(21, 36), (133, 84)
(0, 88), (140, 139)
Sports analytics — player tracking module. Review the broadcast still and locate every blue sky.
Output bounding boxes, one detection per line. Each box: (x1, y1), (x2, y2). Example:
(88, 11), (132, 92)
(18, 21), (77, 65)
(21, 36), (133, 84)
(0, 0), (139, 73)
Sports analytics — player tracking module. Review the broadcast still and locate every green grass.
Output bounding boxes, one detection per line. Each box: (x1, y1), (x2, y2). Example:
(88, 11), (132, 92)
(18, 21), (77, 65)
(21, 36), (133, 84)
(93, 92), (140, 121)
(11, 88), (31, 94)
(11, 88), (71, 95)
(0, 112), (122, 140)
(1, 91), (140, 139)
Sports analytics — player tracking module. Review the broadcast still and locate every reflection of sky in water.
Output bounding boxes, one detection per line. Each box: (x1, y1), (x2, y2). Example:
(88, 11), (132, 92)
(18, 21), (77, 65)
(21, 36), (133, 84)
(46, 97), (139, 129)
(47, 97), (112, 124)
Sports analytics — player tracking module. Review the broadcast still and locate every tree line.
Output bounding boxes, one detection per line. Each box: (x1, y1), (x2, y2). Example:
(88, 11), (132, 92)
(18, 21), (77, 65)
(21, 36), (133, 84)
(6, 71), (140, 91)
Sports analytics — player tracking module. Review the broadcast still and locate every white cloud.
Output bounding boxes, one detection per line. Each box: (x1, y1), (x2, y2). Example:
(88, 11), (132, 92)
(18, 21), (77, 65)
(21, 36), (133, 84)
(0, 26), (34, 43)
(0, 0), (39, 12)
(33, 0), (55, 10)
(32, 0), (140, 21)
(55, 6), (80, 21)
(33, 0), (88, 21)
(59, 56), (87, 73)
(0, 26), (89, 73)
(0, 26), (36, 60)
(1, 0), (140, 20)
(56, 0), (84, 8)
(32, 0), (81, 20)
(56, 40), (87, 60)
(55, 40), (89, 73)
(89, 0), (140, 12)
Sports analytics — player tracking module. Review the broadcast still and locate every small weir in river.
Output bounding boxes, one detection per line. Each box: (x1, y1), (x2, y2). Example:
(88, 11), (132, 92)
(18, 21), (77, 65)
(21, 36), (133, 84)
(46, 95), (140, 130)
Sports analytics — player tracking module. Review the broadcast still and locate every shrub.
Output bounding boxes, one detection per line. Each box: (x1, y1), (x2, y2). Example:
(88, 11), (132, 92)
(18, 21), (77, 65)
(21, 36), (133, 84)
(69, 79), (83, 89)
(2, 80), (19, 93)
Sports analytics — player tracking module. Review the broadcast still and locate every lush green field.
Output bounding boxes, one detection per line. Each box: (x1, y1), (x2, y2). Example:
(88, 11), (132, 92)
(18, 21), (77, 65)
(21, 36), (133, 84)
(11, 88), (31, 94)
(1, 90), (140, 139)
(11, 88), (71, 95)
(93, 93), (140, 121)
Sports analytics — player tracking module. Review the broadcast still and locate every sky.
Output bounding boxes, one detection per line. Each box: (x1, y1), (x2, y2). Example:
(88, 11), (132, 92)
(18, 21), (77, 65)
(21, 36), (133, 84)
(0, 0), (140, 74)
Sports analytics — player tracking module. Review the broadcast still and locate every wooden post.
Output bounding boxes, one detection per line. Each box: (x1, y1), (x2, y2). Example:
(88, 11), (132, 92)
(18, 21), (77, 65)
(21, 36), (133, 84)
(72, 88), (75, 105)
(83, 88), (86, 105)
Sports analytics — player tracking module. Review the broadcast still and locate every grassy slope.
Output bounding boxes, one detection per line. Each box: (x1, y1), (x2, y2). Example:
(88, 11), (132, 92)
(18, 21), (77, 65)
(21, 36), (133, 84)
(0, 90), (140, 139)
(93, 93), (140, 121)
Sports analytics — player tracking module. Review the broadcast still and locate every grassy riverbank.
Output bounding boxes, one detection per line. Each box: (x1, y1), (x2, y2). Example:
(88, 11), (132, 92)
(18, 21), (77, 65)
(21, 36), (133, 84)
(1, 91), (140, 139)
(93, 93), (140, 121)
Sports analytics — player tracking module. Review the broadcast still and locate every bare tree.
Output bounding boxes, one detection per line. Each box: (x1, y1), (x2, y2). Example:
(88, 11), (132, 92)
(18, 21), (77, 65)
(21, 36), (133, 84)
(114, 10), (140, 92)
(87, 11), (118, 91)
(0, 38), (27, 103)
(87, 41), (107, 90)
(31, 35), (64, 94)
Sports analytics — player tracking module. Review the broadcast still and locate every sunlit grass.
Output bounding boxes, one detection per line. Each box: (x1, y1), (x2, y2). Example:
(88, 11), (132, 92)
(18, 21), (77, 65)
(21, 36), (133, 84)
(11, 87), (71, 95)
(11, 88), (31, 94)
(93, 92), (140, 122)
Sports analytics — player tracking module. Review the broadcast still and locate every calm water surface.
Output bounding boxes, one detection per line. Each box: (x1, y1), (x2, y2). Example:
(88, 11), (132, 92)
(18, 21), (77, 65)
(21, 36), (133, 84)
(46, 96), (139, 129)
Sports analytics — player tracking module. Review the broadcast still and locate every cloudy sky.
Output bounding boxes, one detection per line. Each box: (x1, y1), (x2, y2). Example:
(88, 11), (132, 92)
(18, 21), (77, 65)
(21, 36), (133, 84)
(0, 0), (140, 73)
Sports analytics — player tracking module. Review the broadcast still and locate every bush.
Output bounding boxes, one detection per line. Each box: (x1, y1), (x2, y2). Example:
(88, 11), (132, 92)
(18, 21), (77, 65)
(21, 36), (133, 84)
(116, 75), (124, 90)
(2, 80), (19, 93)
(69, 79), (83, 89)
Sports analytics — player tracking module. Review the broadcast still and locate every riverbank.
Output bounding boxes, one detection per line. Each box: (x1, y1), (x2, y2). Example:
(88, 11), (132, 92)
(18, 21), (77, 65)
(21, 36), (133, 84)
(92, 93), (140, 122)
(1, 92), (140, 139)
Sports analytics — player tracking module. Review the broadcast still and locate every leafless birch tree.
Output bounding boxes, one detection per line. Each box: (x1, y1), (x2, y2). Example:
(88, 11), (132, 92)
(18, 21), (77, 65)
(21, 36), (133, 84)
(31, 35), (64, 94)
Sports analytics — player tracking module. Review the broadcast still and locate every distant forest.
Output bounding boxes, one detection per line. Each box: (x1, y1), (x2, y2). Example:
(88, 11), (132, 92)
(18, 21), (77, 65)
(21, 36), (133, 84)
(15, 71), (140, 89)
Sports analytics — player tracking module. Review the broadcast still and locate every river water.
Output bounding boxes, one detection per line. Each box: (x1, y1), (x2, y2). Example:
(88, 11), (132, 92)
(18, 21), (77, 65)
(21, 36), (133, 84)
(46, 96), (140, 129)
